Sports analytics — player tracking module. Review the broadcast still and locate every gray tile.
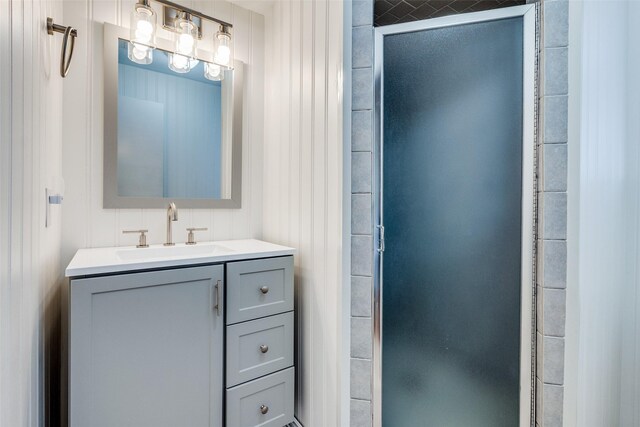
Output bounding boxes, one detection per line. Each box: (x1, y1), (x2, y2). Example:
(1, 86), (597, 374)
(352, 193), (373, 235)
(352, 152), (372, 193)
(351, 317), (373, 359)
(543, 144), (568, 192)
(352, 236), (373, 276)
(543, 240), (567, 288)
(352, 110), (372, 152)
(544, 96), (568, 143)
(543, 384), (564, 427)
(544, 0), (569, 48)
(545, 48), (568, 95)
(353, 68), (373, 111)
(353, 26), (373, 69)
(543, 288), (566, 337)
(536, 378), (543, 422)
(350, 399), (372, 427)
(536, 332), (543, 380)
(352, 276), (372, 317)
(351, 358), (372, 400)
(537, 285), (543, 333)
(543, 192), (567, 240)
(353, 0), (373, 27)
(536, 239), (543, 286)
(543, 336), (565, 385)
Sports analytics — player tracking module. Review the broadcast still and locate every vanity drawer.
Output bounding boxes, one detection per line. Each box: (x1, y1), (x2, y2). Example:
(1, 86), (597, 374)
(226, 256), (294, 324)
(227, 312), (293, 387)
(226, 367), (294, 427)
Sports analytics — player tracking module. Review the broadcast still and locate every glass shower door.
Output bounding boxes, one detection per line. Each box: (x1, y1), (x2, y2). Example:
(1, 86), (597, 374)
(380, 16), (526, 427)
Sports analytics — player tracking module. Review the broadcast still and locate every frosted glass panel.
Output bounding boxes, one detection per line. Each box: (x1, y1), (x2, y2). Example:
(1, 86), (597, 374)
(382, 17), (524, 426)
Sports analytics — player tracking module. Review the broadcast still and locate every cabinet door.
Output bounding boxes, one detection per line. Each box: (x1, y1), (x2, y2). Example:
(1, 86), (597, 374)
(69, 265), (224, 427)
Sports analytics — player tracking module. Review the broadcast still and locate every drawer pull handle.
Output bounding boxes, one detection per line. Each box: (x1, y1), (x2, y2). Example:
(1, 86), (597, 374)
(260, 404), (269, 415)
(260, 286), (269, 294)
(260, 344), (269, 353)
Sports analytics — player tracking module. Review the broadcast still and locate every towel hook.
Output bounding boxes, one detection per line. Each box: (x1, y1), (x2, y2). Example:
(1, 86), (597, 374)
(47, 17), (78, 78)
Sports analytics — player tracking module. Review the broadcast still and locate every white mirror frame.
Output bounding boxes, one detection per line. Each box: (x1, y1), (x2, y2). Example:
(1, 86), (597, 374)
(103, 22), (243, 209)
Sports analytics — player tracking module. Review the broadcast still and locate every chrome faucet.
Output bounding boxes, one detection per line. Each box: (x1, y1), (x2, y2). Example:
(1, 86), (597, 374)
(164, 202), (178, 246)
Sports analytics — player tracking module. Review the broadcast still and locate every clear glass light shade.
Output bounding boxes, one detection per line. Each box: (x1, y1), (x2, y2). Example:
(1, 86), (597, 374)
(174, 16), (198, 59)
(204, 62), (224, 81)
(128, 3), (156, 65)
(213, 26), (233, 69)
(130, 3), (156, 49)
(168, 53), (198, 73)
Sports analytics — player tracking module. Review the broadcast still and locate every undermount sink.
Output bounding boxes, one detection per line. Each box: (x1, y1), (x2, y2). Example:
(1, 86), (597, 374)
(116, 243), (235, 261)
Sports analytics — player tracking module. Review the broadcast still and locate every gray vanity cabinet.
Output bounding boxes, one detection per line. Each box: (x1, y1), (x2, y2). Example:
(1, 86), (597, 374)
(69, 265), (224, 427)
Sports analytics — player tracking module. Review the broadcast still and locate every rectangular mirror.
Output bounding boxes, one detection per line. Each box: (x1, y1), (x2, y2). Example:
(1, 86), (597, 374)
(103, 23), (242, 208)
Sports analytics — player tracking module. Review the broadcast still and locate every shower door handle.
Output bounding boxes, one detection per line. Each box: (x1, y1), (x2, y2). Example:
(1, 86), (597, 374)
(377, 225), (385, 253)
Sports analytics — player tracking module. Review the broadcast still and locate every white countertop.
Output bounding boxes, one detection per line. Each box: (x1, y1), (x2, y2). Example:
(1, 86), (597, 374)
(65, 239), (295, 277)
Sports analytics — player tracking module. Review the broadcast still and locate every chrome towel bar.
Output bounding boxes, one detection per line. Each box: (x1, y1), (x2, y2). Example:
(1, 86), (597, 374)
(47, 17), (78, 78)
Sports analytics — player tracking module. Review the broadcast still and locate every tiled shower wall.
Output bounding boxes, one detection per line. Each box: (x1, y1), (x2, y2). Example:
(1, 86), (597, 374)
(350, 2), (376, 425)
(536, 0), (569, 425)
(348, 0), (569, 425)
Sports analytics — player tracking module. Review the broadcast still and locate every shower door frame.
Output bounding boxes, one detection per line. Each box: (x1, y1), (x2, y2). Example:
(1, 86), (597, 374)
(372, 5), (537, 427)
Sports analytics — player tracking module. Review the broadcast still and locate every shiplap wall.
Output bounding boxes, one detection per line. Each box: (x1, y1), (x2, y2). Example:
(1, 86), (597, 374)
(61, 0), (265, 266)
(262, 0), (345, 425)
(564, 0), (640, 425)
(0, 0), (65, 425)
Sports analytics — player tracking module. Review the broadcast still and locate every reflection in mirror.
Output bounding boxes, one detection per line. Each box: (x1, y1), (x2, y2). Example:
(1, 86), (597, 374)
(117, 39), (229, 200)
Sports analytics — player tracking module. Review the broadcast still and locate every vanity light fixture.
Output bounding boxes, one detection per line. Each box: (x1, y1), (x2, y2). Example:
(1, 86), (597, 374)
(213, 25), (233, 69)
(204, 25), (233, 81)
(128, 0), (157, 65)
(128, 0), (234, 78)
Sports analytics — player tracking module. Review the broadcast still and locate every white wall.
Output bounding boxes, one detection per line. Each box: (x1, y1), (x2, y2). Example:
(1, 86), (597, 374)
(262, 0), (345, 425)
(565, 0), (640, 425)
(620, 2), (640, 423)
(61, 0), (265, 266)
(0, 0), (65, 425)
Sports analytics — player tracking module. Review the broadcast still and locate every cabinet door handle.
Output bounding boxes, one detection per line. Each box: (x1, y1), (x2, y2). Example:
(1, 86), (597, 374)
(259, 344), (269, 353)
(260, 404), (269, 415)
(214, 280), (221, 316)
(260, 286), (269, 294)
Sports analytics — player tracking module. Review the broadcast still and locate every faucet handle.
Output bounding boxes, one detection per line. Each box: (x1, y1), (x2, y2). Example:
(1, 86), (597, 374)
(123, 229), (149, 248)
(186, 227), (208, 245)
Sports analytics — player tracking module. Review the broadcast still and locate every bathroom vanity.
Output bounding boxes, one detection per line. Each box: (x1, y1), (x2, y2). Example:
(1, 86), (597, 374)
(65, 239), (295, 427)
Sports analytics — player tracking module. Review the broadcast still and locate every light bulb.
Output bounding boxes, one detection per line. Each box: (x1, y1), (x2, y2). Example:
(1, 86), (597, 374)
(172, 53), (188, 69)
(168, 53), (198, 73)
(204, 62), (224, 81)
(177, 33), (194, 55)
(174, 14), (198, 60)
(215, 45), (230, 66)
(128, 41), (153, 64)
(132, 44), (149, 60)
(136, 20), (153, 35)
(135, 20), (153, 43)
